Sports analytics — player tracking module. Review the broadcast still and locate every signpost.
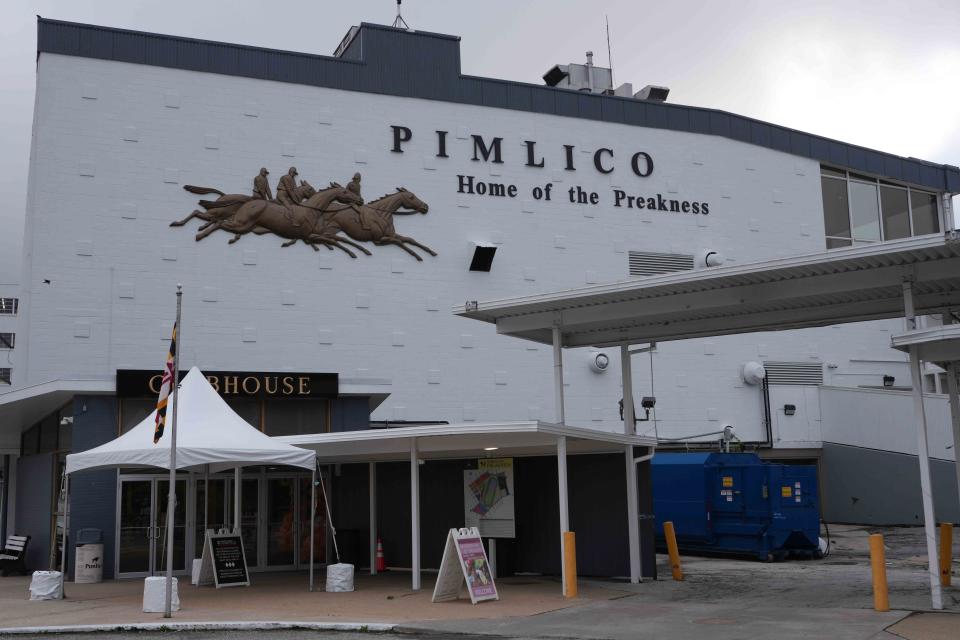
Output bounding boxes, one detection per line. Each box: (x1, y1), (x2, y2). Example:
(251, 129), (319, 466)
(431, 527), (498, 604)
(197, 529), (250, 588)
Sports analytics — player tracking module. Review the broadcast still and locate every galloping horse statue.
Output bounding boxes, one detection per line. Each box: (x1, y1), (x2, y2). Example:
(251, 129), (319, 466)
(311, 187), (436, 261)
(170, 182), (316, 233)
(203, 183), (366, 255)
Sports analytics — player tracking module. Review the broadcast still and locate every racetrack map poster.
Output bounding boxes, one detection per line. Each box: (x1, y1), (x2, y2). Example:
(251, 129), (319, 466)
(464, 458), (515, 538)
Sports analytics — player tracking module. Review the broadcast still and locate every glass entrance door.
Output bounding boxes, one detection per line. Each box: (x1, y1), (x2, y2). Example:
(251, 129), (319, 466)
(298, 476), (325, 568)
(118, 479), (153, 576)
(117, 476), (188, 578)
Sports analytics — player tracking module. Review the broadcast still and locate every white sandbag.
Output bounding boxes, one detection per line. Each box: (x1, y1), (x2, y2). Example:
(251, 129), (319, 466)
(29, 571), (62, 600)
(325, 563), (355, 592)
(142, 576), (180, 612)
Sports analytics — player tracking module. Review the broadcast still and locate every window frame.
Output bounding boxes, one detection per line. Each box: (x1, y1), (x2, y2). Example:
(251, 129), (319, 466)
(821, 166), (942, 249)
(0, 367), (10, 385)
(0, 333), (14, 349)
(0, 298), (18, 315)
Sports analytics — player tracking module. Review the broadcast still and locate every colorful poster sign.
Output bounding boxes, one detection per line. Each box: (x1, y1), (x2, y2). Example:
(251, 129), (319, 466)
(464, 458), (515, 538)
(431, 527), (499, 605)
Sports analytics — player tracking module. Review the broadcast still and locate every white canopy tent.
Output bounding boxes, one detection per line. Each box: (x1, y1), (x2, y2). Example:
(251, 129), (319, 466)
(63, 367), (319, 591)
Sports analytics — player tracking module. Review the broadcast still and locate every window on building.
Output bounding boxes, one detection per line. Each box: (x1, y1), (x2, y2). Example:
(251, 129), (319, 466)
(911, 190), (940, 236)
(0, 368), (10, 385)
(0, 298), (18, 315)
(821, 170), (851, 248)
(880, 183), (911, 240)
(0, 333), (14, 349)
(821, 167), (941, 249)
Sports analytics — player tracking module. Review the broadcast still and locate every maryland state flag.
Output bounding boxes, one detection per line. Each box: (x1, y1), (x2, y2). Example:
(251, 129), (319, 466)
(154, 322), (177, 444)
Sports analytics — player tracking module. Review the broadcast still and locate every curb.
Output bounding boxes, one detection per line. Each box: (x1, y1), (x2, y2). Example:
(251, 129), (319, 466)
(0, 621), (398, 635)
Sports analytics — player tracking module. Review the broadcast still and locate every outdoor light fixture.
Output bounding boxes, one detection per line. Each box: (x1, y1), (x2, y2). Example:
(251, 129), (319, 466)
(465, 300), (478, 312)
(484, 447), (498, 451)
(783, 404), (797, 416)
(883, 375), (895, 388)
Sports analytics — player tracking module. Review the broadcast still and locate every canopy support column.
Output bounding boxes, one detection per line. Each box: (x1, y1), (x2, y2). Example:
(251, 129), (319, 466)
(233, 467), (241, 532)
(369, 462), (377, 575)
(553, 325), (565, 425)
(410, 438), (420, 591)
(620, 345), (635, 435)
(309, 465), (316, 592)
(903, 279), (943, 610)
(203, 465), (209, 534)
(946, 363), (960, 518)
(557, 435), (570, 596)
(58, 472), (69, 599)
(625, 445), (641, 584)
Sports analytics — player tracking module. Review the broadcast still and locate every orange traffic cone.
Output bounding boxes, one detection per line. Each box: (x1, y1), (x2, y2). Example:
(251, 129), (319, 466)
(375, 538), (386, 572)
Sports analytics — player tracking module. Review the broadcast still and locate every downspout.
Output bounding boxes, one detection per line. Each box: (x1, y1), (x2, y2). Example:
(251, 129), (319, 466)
(760, 377), (773, 447)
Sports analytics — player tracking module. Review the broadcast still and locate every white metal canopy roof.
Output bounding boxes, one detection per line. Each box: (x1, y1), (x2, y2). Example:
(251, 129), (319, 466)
(276, 421), (654, 464)
(891, 325), (960, 366)
(455, 234), (960, 348)
(66, 367), (316, 474)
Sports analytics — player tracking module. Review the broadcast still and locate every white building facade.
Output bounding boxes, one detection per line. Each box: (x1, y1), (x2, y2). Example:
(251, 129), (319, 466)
(1, 18), (958, 576)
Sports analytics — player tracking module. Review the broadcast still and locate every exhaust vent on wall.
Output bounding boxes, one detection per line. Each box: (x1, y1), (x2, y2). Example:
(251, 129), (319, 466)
(762, 361), (824, 385)
(628, 250), (694, 277)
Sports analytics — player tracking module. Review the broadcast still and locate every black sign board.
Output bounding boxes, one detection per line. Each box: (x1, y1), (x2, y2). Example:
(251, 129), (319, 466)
(198, 529), (250, 588)
(116, 369), (338, 399)
(211, 534), (249, 587)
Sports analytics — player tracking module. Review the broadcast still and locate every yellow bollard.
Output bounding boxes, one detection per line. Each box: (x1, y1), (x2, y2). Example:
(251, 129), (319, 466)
(663, 521), (683, 581)
(869, 533), (889, 612)
(940, 523), (953, 587)
(563, 531), (578, 598)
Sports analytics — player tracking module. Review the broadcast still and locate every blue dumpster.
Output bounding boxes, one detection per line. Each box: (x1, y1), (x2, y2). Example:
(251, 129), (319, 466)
(652, 452), (820, 561)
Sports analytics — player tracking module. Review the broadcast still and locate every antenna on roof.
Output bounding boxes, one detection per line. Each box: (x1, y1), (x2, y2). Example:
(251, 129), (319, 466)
(392, 0), (411, 30)
(606, 15), (615, 87)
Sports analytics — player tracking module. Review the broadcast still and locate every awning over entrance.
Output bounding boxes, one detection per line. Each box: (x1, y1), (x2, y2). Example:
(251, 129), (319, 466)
(456, 233), (960, 347)
(276, 421), (654, 463)
(279, 422), (654, 595)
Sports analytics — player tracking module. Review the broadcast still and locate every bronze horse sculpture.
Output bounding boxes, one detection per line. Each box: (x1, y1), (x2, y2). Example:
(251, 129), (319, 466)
(171, 182), (316, 233)
(312, 188), (436, 260)
(208, 184), (365, 255)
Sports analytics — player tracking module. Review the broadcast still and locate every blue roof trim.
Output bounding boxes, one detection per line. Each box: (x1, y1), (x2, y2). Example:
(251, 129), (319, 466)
(37, 18), (959, 192)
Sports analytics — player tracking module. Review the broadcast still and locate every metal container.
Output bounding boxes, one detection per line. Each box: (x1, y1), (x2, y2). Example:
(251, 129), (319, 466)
(652, 452), (820, 561)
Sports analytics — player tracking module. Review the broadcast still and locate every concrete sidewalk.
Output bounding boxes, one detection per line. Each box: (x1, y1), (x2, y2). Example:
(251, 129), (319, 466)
(0, 571), (615, 630)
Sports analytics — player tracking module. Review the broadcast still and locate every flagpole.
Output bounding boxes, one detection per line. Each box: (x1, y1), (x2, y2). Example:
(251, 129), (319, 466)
(164, 284), (182, 619)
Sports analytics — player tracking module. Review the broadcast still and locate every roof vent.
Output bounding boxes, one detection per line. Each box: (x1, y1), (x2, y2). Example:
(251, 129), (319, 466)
(635, 85), (670, 102)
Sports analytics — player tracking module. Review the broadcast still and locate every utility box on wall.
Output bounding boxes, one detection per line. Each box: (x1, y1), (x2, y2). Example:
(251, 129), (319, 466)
(652, 452), (820, 561)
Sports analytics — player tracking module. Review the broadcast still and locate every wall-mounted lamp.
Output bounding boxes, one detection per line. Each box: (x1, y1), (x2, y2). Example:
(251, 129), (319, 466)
(883, 375), (895, 388)
(483, 446), (498, 451)
(783, 404), (797, 416)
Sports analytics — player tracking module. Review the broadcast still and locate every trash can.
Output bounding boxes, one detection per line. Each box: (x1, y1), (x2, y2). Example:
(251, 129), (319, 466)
(74, 528), (103, 584)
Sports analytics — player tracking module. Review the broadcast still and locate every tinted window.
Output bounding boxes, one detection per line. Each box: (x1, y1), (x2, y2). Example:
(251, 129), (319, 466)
(880, 185), (911, 240)
(911, 191), (940, 235)
(821, 176), (851, 246)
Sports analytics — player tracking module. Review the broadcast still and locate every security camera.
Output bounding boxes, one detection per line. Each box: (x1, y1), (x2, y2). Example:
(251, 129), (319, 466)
(589, 351), (610, 373)
(641, 396), (656, 409)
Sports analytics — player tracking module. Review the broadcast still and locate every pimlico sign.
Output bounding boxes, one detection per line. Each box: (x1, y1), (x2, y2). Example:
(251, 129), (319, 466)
(389, 126), (711, 215)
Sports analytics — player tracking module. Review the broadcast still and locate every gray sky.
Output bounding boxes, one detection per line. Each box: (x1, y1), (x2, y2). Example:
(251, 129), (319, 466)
(2, 0), (959, 280)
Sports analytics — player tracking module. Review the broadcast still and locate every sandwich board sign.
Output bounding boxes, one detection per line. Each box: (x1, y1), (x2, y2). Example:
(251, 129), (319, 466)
(431, 527), (498, 604)
(197, 528), (250, 588)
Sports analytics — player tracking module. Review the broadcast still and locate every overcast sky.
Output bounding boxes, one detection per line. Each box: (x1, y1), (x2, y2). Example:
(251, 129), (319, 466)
(2, 0), (958, 279)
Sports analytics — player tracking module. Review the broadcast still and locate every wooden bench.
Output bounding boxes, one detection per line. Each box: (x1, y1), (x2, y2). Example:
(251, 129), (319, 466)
(0, 535), (30, 576)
